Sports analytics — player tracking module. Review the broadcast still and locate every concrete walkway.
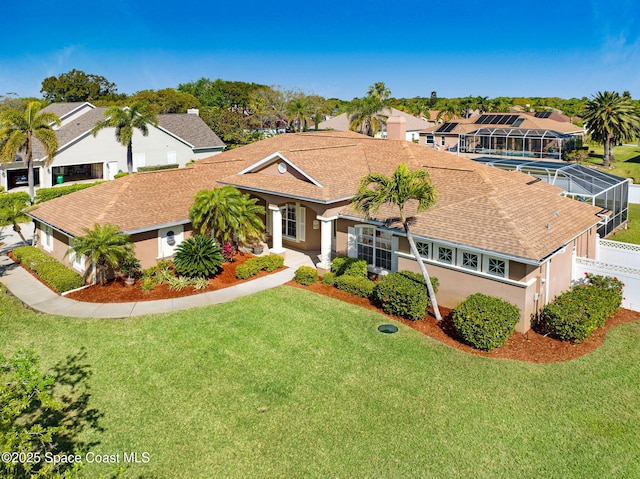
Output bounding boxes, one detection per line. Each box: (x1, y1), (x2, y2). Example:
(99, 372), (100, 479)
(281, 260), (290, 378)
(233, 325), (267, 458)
(0, 223), (316, 318)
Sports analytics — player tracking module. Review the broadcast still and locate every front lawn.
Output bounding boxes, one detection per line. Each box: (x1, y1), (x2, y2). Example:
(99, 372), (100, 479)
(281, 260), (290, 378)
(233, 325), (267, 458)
(1, 286), (639, 478)
(609, 203), (640, 244)
(582, 144), (640, 183)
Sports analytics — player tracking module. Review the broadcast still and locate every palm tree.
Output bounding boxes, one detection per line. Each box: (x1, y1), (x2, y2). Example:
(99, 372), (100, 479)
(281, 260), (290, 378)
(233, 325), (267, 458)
(0, 197), (31, 245)
(367, 82), (391, 103)
(352, 163), (441, 320)
(435, 100), (463, 123)
(91, 102), (158, 175)
(68, 223), (134, 284)
(0, 101), (60, 203)
(347, 96), (388, 137)
(285, 95), (311, 132)
(582, 91), (640, 167)
(189, 186), (265, 248)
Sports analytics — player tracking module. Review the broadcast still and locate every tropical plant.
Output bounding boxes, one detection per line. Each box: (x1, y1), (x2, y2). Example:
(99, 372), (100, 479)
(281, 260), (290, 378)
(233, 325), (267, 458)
(0, 101), (61, 202)
(347, 96), (388, 137)
(0, 197), (31, 245)
(173, 234), (224, 278)
(91, 101), (158, 175)
(351, 163), (441, 319)
(68, 223), (134, 284)
(285, 94), (311, 132)
(582, 91), (640, 167)
(436, 100), (463, 123)
(118, 253), (141, 279)
(189, 186), (265, 248)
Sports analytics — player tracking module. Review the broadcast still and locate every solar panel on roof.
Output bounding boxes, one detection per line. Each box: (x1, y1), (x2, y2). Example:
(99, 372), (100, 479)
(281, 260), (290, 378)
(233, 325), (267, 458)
(436, 122), (458, 133)
(475, 114), (520, 125)
(534, 111), (552, 118)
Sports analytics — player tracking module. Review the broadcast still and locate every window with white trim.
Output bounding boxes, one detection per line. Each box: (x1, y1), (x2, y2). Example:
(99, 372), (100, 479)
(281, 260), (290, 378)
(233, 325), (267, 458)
(437, 245), (453, 264)
(42, 225), (53, 252)
(282, 204), (297, 239)
(416, 241), (430, 259)
(356, 226), (392, 270)
(485, 257), (507, 278)
(70, 250), (85, 272)
(459, 251), (480, 271)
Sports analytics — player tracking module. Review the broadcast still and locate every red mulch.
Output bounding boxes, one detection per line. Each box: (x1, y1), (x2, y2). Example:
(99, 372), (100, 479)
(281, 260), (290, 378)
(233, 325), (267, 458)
(286, 281), (640, 363)
(10, 249), (640, 363)
(62, 253), (284, 303)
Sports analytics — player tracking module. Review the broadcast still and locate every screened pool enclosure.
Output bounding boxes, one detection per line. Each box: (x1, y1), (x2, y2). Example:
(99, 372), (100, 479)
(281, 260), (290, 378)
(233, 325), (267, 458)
(473, 157), (630, 237)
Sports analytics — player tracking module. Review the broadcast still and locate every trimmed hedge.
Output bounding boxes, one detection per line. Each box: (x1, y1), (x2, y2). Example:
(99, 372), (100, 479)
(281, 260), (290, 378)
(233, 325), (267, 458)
(35, 182), (104, 203)
(334, 275), (376, 298)
(12, 246), (85, 293)
(0, 192), (30, 210)
(372, 271), (439, 321)
(452, 293), (520, 351)
(236, 254), (284, 280)
(540, 274), (623, 343)
(294, 266), (318, 286)
(321, 272), (337, 286)
(331, 257), (368, 277)
(137, 164), (179, 172)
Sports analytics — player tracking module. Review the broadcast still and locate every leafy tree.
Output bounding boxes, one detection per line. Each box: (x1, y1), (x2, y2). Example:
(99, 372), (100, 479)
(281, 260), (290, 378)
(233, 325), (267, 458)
(178, 77), (265, 114)
(128, 88), (200, 114)
(0, 101), (60, 203)
(40, 69), (124, 103)
(250, 85), (290, 131)
(189, 186), (265, 248)
(0, 348), (102, 479)
(68, 223), (134, 284)
(436, 99), (463, 123)
(91, 102), (158, 175)
(429, 91), (438, 108)
(173, 234), (224, 278)
(200, 106), (251, 146)
(489, 97), (513, 113)
(286, 93), (312, 132)
(307, 94), (331, 130)
(0, 197), (31, 245)
(352, 163), (441, 320)
(367, 82), (391, 103)
(582, 91), (640, 167)
(347, 96), (387, 136)
(475, 96), (491, 114)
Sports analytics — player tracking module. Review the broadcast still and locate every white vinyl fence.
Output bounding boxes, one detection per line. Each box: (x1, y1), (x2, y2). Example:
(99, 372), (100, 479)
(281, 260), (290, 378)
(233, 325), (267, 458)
(573, 239), (640, 312)
(629, 184), (640, 204)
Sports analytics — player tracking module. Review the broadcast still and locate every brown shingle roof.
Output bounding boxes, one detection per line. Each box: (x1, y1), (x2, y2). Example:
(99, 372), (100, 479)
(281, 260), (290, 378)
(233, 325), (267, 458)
(29, 131), (602, 262)
(421, 113), (583, 135)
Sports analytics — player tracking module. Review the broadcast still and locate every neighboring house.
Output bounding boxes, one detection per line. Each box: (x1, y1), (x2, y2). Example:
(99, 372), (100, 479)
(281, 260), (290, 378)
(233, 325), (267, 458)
(27, 131), (603, 334)
(419, 112), (583, 159)
(1, 102), (225, 191)
(318, 108), (434, 142)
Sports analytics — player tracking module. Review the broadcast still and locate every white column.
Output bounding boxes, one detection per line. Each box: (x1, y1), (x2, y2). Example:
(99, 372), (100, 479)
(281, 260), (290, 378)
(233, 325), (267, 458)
(317, 216), (335, 269)
(270, 205), (285, 253)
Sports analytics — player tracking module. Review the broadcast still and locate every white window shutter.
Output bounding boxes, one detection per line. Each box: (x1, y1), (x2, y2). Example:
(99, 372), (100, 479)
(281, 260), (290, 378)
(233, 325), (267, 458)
(298, 206), (306, 242)
(347, 227), (357, 258)
(391, 236), (399, 272)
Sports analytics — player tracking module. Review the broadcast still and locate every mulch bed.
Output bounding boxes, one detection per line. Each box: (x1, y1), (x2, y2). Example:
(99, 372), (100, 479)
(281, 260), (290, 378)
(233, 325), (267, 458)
(286, 281), (640, 364)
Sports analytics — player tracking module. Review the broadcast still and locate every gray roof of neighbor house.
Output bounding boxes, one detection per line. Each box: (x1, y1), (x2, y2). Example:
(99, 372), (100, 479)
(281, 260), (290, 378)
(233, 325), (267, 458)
(33, 103), (225, 159)
(28, 131), (603, 262)
(318, 108), (433, 132)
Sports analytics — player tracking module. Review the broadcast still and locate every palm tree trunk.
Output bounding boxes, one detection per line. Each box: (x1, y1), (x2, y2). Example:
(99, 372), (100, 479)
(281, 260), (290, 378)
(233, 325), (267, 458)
(404, 223), (442, 320)
(12, 224), (28, 246)
(127, 142), (134, 175)
(26, 135), (35, 204)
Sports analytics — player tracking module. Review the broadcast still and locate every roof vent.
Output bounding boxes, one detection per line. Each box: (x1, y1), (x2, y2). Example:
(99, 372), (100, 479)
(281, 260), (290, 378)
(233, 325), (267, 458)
(546, 223), (552, 230)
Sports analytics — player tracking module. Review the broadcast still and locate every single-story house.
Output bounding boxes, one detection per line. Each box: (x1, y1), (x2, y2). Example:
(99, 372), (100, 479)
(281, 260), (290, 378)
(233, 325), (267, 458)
(1, 102), (225, 191)
(26, 130), (603, 333)
(318, 108), (434, 142)
(420, 112), (583, 160)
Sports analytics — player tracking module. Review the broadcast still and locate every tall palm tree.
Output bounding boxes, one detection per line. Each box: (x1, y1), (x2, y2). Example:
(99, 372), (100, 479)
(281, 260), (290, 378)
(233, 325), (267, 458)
(91, 102), (158, 175)
(352, 163), (441, 320)
(68, 223), (134, 285)
(189, 185), (265, 248)
(435, 100), (463, 123)
(367, 82), (391, 103)
(347, 96), (388, 137)
(583, 91), (640, 167)
(0, 101), (60, 203)
(285, 95), (311, 132)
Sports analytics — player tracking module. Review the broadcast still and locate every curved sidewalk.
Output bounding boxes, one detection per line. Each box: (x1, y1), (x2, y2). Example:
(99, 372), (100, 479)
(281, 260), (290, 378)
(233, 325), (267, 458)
(0, 231), (315, 318)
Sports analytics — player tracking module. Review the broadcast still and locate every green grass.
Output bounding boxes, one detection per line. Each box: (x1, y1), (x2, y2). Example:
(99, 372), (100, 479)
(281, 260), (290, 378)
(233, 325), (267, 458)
(1, 286), (640, 478)
(582, 144), (640, 183)
(610, 203), (640, 244)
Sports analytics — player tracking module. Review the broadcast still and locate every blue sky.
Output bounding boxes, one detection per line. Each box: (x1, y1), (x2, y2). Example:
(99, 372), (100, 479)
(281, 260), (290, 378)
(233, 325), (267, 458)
(1, 0), (639, 101)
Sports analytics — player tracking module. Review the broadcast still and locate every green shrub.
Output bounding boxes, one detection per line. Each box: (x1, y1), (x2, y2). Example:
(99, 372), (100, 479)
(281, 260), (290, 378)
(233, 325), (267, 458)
(137, 164), (179, 172)
(334, 275), (376, 298)
(35, 182), (104, 203)
(294, 266), (318, 286)
(235, 261), (261, 280)
(12, 246), (84, 293)
(540, 274), (623, 343)
(452, 293), (520, 351)
(321, 272), (337, 286)
(173, 235), (224, 278)
(372, 271), (439, 321)
(114, 172), (129, 179)
(0, 192), (30, 211)
(256, 254), (285, 272)
(140, 277), (155, 292)
(331, 256), (368, 277)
